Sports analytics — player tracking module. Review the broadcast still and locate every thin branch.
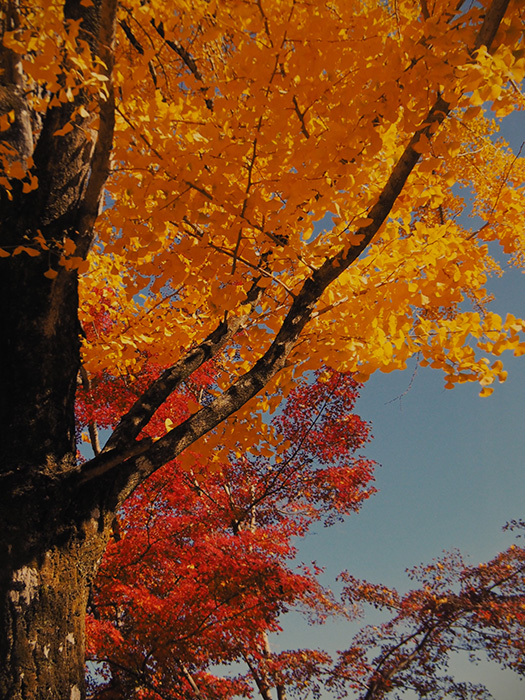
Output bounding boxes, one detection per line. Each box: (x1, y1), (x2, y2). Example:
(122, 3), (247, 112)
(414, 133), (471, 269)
(177, 660), (207, 700)
(233, 136), (259, 274)
(292, 95), (310, 139)
(364, 625), (440, 700)
(96, 658), (178, 700)
(243, 651), (274, 700)
(119, 19), (145, 55)
(182, 219), (297, 298)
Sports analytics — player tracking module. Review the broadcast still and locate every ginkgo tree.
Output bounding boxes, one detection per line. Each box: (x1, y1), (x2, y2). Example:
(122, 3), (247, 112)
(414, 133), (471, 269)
(1, 0), (525, 698)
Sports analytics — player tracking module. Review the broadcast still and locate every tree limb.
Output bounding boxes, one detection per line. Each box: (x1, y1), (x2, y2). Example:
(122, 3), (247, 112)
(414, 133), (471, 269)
(102, 279), (263, 454)
(75, 0), (117, 256)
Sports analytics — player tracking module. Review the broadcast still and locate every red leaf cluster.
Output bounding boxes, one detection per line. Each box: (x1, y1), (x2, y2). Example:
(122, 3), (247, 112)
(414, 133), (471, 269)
(331, 537), (525, 699)
(82, 368), (374, 698)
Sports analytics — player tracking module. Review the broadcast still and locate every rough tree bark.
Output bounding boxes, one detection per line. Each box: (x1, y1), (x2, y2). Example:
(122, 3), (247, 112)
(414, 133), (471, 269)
(0, 1), (117, 697)
(0, 0), (512, 698)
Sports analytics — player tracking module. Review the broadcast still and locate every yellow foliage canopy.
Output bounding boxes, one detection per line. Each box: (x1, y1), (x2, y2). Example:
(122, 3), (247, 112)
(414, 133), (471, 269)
(2, 0), (525, 469)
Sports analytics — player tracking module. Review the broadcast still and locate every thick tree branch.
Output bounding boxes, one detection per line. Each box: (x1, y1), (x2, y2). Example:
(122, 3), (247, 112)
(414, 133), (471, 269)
(473, 0), (509, 52)
(0, 2), (34, 166)
(22, 1), (114, 240)
(103, 279), (263, 453)
(75, 0), (117, 255)
(79, 98), (448, 486)
(112, 103), (453, 478)
(1, 0), (117, 257)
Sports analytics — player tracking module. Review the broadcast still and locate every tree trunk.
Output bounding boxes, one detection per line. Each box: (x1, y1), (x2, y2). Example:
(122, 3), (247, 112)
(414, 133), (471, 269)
(0, 3), (117, 698)
(0, 215), (115, 700)
(0, 250), (117, 699)
(0, 528), (108, 700)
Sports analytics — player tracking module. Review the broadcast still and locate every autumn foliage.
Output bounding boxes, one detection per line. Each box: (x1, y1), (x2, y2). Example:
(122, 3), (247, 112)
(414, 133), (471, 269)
(3, 1), (525, 468)
(82, 390), (525, 699)
(332, 532), (525, 700)
(81, 368), (374, 699)
(79, 366), (525, 699)
(2, 0), (525, 698)
(4, 0), (525, 412)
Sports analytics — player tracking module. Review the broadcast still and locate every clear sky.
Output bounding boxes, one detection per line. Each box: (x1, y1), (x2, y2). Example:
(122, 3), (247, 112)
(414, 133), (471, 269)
(276, 341), (525, 699)
(268, 111), (525, 698)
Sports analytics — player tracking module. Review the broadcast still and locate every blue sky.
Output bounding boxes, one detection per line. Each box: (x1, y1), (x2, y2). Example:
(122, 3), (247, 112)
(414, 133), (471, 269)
(279, 344), (525, 699)
(268, 111), (525, 698)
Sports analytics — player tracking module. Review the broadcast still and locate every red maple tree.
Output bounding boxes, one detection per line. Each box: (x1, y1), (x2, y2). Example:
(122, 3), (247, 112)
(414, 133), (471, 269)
(77, 314), (525, 700)
(80, 368), (374, 699)
(78, 311), (524, 699)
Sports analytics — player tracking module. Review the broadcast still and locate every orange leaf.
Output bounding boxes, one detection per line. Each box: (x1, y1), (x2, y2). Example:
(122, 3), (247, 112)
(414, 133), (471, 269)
(54, 123), (74, 137)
